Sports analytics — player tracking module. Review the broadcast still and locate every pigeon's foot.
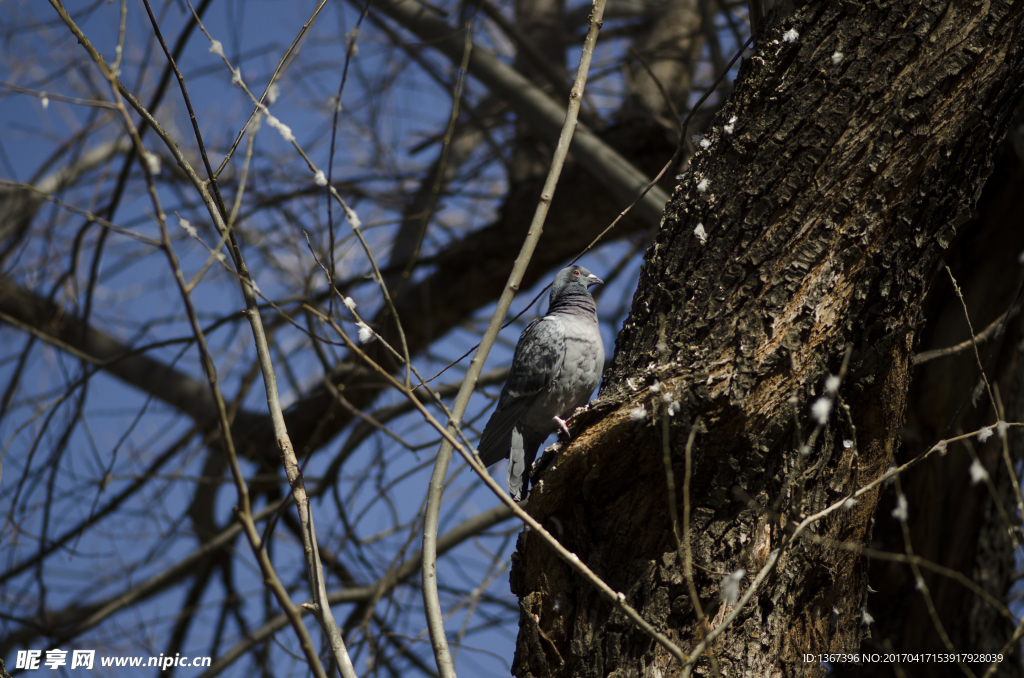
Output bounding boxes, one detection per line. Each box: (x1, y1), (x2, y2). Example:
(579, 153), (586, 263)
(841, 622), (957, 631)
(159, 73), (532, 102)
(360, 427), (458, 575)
(554, 415), (571, 438)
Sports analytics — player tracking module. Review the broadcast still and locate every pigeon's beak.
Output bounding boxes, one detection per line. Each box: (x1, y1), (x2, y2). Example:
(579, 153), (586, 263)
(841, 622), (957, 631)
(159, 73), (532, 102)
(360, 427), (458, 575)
(585, 274), (603, 287)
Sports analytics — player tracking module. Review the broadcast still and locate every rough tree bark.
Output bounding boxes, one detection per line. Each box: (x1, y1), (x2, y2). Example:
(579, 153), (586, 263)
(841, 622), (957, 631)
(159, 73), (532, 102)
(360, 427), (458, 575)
(511, 2), (1024, 677)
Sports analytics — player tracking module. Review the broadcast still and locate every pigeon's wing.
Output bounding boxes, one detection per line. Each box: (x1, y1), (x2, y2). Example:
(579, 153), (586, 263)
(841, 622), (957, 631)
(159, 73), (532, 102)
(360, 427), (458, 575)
(504, 317), (565, 399)
(477, 317), (565, 466)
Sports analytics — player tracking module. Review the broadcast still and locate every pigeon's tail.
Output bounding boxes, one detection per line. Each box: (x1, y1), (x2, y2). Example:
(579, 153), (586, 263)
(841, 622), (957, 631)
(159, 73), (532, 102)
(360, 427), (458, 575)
(477, 398), (531, 467)
(507, 427), (547, 502)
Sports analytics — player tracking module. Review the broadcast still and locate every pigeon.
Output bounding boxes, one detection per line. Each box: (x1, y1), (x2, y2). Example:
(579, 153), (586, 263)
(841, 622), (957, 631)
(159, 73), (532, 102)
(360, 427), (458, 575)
(477, 266), (605, 500)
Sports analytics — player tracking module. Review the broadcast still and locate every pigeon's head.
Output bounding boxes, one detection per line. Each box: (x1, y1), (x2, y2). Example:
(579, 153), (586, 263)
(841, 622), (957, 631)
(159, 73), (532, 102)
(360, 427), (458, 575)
(551, 266), (603, 302)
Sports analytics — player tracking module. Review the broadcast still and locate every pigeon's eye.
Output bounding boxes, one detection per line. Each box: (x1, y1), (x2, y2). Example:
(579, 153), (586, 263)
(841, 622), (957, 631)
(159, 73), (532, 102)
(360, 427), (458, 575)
(573, 270), (580, 276)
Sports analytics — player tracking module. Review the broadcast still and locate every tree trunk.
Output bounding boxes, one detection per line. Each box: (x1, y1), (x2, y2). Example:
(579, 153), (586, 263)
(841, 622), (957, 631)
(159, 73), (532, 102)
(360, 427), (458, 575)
(510, 1), (1024, 676)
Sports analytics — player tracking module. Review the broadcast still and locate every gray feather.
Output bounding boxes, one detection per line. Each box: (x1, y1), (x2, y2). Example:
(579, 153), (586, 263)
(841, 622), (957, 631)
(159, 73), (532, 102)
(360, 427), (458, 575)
(477, 266), (604, 499)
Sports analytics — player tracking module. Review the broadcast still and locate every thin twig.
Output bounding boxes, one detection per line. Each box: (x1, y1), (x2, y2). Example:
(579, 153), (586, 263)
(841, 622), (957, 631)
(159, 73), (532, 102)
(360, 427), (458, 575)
(213, 0), (332, 178)
(912, 307), (1016, 365)
(811, 536), (1013, 619)
(0, 180), (161, 246)
(326, 0), (372, 318)
(676, 418), (721, 676)
(945, 268), (1024, 527)
(891, 476), (977, 677)
(946, 267), (996, 409)
(0, 80), (117, 109)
